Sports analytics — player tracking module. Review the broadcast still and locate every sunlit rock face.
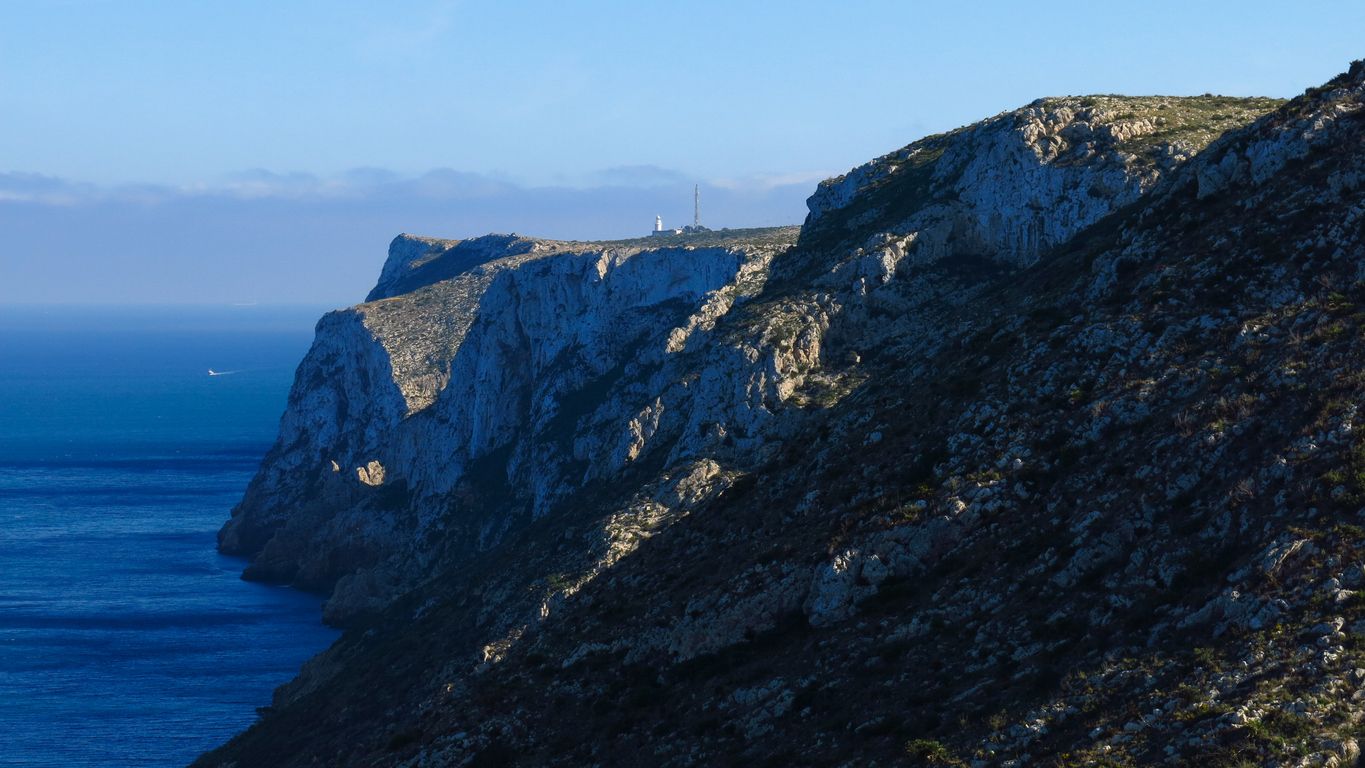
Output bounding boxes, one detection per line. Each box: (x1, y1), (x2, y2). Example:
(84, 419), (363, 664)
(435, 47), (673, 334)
(220, 228), (799, 618)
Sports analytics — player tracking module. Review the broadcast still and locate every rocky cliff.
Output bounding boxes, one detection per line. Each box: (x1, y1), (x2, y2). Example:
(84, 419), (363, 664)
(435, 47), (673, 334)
(220, 227), (796, 620)
(203, 63), (1365, 767)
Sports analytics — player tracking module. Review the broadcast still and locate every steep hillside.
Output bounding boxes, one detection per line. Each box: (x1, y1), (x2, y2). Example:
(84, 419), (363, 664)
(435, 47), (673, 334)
(220, 94), (1278, 628)
(201, 64), (1365, 767)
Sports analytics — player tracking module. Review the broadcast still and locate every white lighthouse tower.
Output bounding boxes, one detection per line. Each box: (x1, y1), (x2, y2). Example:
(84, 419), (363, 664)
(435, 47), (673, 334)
(654, 215), (663, 233)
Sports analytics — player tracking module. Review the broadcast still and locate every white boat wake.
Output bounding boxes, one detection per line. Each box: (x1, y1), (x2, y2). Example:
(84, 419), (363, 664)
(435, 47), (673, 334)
(207, 369), (241, 377)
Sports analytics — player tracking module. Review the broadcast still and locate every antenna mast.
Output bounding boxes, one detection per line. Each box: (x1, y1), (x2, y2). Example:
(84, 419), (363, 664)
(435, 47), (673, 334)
(694, 184), (700, 228)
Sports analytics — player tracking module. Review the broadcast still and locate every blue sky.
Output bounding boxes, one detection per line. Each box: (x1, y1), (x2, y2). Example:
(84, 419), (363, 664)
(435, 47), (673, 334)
(2, 0), (1362, 304)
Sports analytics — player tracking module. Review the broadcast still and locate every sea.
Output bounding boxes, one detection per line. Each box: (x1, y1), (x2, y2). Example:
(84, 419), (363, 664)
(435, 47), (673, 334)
(0, 305), (340, 767)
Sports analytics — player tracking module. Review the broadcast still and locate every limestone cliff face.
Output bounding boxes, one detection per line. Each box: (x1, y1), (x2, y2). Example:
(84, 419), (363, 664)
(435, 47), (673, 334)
(217, 309), (407, 559)
(198, 65), (1365, 768)
(221, 95), (1286, 626)
(220, 229), (797, 619)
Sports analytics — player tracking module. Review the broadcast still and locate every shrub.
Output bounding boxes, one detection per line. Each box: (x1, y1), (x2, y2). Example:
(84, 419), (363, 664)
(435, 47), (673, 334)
(904, 738), (966, 766)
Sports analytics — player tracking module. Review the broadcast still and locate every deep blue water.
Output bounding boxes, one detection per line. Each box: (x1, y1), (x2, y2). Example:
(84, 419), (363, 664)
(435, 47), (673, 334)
(0, 306), (340, 767)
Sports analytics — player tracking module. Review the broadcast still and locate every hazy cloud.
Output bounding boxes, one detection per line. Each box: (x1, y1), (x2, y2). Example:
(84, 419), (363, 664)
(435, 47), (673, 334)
(0, 172), (98, 205)
(591, 165), (692, 188)
(711, 170), (837, 192)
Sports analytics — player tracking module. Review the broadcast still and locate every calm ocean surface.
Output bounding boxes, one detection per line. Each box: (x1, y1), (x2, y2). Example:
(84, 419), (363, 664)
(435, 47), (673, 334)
(0, 306), (340, 767)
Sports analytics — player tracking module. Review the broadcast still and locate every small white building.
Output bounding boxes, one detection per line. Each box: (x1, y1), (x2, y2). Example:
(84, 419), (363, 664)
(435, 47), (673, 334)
(651, 215), (682, 237)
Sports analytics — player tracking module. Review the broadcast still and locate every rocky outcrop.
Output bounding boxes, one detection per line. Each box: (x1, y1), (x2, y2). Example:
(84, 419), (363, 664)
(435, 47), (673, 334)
(367, 233), (538, 302)
(805, 94), (1282, 269)
(1191, 66), (1365, 198)
(202, 63), (1365, 768)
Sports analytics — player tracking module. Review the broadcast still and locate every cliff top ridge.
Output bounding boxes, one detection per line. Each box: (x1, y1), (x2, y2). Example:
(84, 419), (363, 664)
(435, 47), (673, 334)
(369, 226), (800, 302)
